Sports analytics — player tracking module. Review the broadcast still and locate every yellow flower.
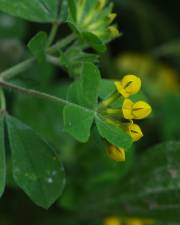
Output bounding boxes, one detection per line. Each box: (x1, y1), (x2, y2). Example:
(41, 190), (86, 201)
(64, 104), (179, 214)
(122, 99), (152, 120)
(107, 145), (125, 161)
(104, 216), (122, 225)
(114, 75), (141, 98)
(127, 123), (143, 142)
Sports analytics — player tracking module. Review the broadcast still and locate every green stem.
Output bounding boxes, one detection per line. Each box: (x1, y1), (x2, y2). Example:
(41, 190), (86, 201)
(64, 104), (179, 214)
(0, 80), (93, 113)
(0, 89), (6, 110)
(46, 55), (61, 67)
(48, 22), (59, 47)
(105, 108), (122, 115)
(0, 58), (34, 80)
(48, 33), (76, 54)
(100, 92), (120, 108)
(0, 33), (76, 81)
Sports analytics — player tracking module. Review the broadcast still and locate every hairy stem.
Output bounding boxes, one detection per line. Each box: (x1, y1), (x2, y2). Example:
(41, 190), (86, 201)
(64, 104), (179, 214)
(0, 80), (93, 113)
(0, 33), (76, 81)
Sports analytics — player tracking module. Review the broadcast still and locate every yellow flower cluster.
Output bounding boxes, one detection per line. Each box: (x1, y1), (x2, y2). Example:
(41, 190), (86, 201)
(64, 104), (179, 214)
(75, 0), (120, 41)
(106, 75), (152, 162)
(115, 74), (152, 142)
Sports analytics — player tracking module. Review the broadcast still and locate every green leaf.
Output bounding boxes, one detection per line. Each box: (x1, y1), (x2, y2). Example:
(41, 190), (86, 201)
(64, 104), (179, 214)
(82, 32), (106, 53)
(0, 114), (6, 197)
(63, 105), (94, 143)
(67, 0), (77, 21)
(80, 63), (101, 108)
(95, 115), (132, 149)
(59, 0), (68, 21)
(28, 32), (48, 63)
(6, 115), (65, 208)
(13, 83), (75, 154)
(63, 63), (101, 142)
(60, 46), (99, 77)
(103, 142), (180, 222)
(98, 79), (116, 100)
(0, 0), (67, 22)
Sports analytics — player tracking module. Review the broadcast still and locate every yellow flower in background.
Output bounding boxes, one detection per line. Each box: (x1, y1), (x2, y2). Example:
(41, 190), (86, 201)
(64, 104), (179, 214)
(127, 219), (146, 225)
(127, 218), (154, 225)
(122, 99), (152, 120)
(127, 123), (143, 142)
(107, 145), (125, 161)
(75, 0), (120, 41)
(104, 216), (122, 225)
(114, 75), (141, 98)
(103, 217), (154, 225)
(115, 52), (180, 99)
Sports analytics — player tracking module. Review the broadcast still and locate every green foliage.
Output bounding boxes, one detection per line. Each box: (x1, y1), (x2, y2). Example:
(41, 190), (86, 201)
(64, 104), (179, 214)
(63, 63), (133, 148)
(82, 32), (106, 52)
(92, 142), (180, 222)
(12, 82), (74, 153)
(63, 63), (99, 142)
(80, 62), (101, 108)
(28, 32), (48, 63)
(64, 105), (94, 142)
(96, 115), (132, 149)
(98, 79), (116, 100)
(60, 46), (99, 77)
(6, 115), (65, 208)
(0, 0), (179, 224)
(67, 0), (77, 22)
(0, 0), (66, 22)
(67, 0), (118, 51)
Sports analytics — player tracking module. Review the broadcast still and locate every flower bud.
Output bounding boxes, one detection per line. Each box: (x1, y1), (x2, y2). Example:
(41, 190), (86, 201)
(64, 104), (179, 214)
(108, 13), (117, 23)
(122, 99), (152, 120)
(109, 26), (121, 39)
(107, 145), (125, 161)
(127, 123), (143, 142)
(98, 0), (107, 10)
(115, 75), (141, 98)
(75, 0), (119, 42)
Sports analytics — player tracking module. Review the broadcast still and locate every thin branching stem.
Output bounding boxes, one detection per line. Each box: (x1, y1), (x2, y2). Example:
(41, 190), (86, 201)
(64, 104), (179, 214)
(0, 80), (94, 113)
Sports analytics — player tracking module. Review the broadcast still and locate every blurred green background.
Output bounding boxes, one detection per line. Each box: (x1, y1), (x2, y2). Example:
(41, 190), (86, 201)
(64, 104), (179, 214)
(0, 0), (180, 224)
